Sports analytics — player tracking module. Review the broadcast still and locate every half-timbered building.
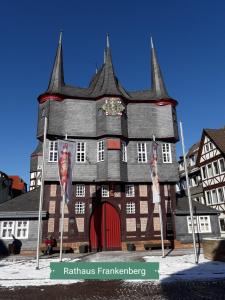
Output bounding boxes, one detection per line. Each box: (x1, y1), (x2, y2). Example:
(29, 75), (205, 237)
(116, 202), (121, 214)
(178, 142), (205, 204)
(196, 128), (225, 236)
(29, 34), (179, 251)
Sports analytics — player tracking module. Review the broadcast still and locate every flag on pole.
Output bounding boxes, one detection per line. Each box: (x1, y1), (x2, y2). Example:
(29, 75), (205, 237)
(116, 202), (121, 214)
(58, 140), (76, 203)
(150, 137), (161, 203)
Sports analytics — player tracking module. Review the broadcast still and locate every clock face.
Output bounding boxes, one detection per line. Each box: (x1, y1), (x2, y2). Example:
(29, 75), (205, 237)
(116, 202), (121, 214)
(102, 98), (125, 116)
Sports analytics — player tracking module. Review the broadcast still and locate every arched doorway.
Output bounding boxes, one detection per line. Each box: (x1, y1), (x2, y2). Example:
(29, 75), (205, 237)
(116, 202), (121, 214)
(89, 202), (121, 251)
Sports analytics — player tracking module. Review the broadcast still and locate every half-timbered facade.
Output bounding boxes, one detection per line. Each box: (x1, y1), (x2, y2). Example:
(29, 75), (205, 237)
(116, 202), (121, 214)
(178, 142), (205, 204)
(30, 35), (179, 251)
(196, 128), (225, 235)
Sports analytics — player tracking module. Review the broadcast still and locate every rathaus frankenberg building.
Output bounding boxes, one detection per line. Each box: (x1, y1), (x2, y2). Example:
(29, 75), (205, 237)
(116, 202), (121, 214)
(30, 35), (179, 251)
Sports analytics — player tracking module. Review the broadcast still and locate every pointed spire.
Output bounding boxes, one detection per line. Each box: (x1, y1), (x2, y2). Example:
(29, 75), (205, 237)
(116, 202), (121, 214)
(47, 31), (65, 93)
(151, 37), (169, 99)
(88, 34), (129, 98)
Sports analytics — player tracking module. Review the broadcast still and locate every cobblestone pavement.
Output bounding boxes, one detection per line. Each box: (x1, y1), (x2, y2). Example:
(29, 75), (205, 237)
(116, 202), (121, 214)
(1, 280), (225, 300)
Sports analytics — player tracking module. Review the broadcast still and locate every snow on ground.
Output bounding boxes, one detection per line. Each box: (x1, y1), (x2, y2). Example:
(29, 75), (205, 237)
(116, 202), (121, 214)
(0, 253), (225, 287)
(143, 254), (225, 282)
(0, 257), (82, 287)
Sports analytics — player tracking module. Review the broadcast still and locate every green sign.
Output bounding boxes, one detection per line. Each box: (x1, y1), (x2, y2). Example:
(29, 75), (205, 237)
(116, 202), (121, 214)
(50, 262), (159, 280)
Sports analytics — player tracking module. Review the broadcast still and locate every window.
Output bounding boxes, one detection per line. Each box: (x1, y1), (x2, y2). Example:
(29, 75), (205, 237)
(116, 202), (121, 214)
(137, 143), (147, 163)
(101, 185), (109, 197)
(205, 144), (209, 152)
(76, 184), (85, 197)
(75, 202), (85, 214)
(189, 155), (195, 166)
(0, 221), (14, 239)
(213, 161), (219, 175)
(217, 188), (224, 203)
(219, 158), (225, 173)
(76, 142), (86, 163)
(187, 216), (211, 233)
(125, 185), (135, 197)
(15, 221), (29, 239)
(212, 189), (218, 204)
(0, 221), (29, 239)
(97, 141), (104, 162)
(206, 191), (212, 205)
(122, 142), (127, 162)
(49, 141), (58, 162)
(207, 164), (213, 177)
(201, 166), (207, 179)
(162, 143), (172, 163)
(126, 202), (135, 214)
(219, 219), (225, 232)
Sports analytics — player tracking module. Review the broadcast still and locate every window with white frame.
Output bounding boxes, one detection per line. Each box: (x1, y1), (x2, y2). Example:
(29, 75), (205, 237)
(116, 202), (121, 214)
(187, 216), (211, 233)
(201, 166), (207, 179)
(213, 161), (219, 175)
(75, 202), (85, 214)
(137, 143), (147, 163)
(219, 218), (225, 232)
(49, 141), (58, 162)
(212, 189), (218, 204)
(125, 185), (135, 197)
(76, 184), (85, 197)
(206, 191), (212, 205)
(122, 142), (127, 162)
(76, 142), (86, 163)
(0, 221), (14, 239)
(126, 202), (135, 214)
(0, 221), (29, 239)
(15, 221), (29, 239)
(101, 185), (109, 197)
(217, 188), (224, 203)
(219, 158), (225, 173)
(97, 141), (104, 162)
(207, 163), (213, 177)
(162, 143), (172, 163)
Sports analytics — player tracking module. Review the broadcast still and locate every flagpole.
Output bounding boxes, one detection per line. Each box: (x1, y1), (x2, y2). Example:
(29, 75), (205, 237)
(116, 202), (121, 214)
(179, 121), (198, 264)
(59, 133), (68, 262)
(59, 193), (66, 262)
(153, 135), (165, 258)
(36, 115), (47, 270)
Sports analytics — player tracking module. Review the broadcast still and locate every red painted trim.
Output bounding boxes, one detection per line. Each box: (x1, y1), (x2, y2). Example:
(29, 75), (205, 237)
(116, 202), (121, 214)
(154, 99), (177, 107)
(37, 92), (178, 106)
(38, 94), (65, 103)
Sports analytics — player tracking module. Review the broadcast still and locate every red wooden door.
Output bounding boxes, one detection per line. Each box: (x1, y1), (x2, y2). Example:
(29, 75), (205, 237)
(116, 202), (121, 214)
(89, 202), (121, 251)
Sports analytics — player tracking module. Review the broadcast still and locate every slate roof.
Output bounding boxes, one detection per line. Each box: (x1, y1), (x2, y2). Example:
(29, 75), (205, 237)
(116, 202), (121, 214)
(47, 32), (65, 94)
(41, 36), (174, 101)
(175, 196), (219, 215)
(0, 188), (40, 212)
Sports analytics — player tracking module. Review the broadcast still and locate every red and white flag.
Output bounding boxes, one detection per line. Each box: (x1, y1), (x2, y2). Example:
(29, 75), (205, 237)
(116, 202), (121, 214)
(58, 140), (76, 203)
(150, 138), (161, 203)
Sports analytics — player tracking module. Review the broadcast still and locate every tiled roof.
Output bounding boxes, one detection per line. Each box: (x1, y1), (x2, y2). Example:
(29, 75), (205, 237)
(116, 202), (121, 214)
(205, 128), (225, 154)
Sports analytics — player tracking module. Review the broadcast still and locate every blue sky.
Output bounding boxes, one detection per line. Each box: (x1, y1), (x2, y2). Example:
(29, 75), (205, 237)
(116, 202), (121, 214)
(1, 0), (225, 185)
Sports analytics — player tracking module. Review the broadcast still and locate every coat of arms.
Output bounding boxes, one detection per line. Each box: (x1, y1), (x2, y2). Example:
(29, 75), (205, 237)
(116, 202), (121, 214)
(102, 98), (125, 116)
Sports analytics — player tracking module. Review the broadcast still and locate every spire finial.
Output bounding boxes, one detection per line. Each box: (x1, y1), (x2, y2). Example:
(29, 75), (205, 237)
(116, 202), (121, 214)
(106, 33), (110, 48)
(59, 30), (63, 44)
(150, 36), (154, 49)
